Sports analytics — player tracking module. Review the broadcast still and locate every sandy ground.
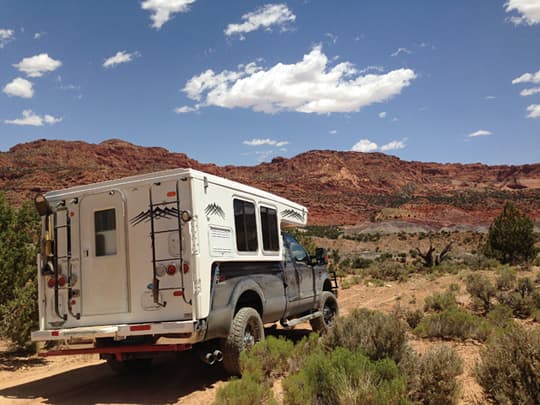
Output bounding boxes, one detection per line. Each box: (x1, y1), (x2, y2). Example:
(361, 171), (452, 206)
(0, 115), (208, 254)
(0, 272), (494, 404)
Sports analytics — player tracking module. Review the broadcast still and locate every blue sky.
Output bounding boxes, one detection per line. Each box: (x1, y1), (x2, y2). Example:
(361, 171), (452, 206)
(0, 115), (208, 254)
(1, 0), (539, 166)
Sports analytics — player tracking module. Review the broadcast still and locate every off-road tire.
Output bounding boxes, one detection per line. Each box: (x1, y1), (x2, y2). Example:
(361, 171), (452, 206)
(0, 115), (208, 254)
(222, 307), (264, 375)
(310, 291), (339, 333)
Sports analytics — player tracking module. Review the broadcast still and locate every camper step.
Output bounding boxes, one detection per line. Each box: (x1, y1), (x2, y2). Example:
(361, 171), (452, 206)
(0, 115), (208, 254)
(280, 311), (322, 328)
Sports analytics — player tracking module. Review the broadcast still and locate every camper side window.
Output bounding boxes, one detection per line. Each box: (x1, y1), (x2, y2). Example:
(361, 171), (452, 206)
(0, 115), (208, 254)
(95, 208), (117, 256)
(260, 206), (279, 251)
(233, 199), (258, 252)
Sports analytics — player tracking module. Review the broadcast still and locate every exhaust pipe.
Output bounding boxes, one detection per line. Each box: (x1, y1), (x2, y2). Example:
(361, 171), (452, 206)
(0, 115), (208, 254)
(213, 350), (223, 363)
(200, 351), (216, 365)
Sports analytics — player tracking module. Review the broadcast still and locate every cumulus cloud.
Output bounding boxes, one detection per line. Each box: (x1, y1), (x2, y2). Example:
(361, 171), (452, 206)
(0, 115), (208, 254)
(512, 68), (540, 84)
(141, 0), (196, 29)
(103, 51), (141, 68)
(380, 139), (406, 151)
(378, 111), (387, 118)
(527, 104), (540, 118)
(181, 46), (416, 114)
(225, 3), (295, 38)
(13, 53), (62, 77)
(352, 138), (406, 153)
(243, 138), (289, 147)
(3, 77), (34, 98)
(468, 129), (492, 137)
(505, 0), (540, 25)
(390, 47), (412, 57)
(33, 32), (46, 39)
(520, 87), (540, 96)
(0, 29), (14, 48)
(4, 110), (62, 126)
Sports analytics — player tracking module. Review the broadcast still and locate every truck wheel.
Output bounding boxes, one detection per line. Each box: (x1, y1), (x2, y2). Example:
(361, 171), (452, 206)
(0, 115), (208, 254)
(222, 307), (264, 375)
(310, 291), (338, 333)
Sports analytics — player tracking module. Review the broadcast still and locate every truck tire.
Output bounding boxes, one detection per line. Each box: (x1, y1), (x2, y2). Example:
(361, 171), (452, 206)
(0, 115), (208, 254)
(310, 291), (338, 333)
(222, 307), (264, 375)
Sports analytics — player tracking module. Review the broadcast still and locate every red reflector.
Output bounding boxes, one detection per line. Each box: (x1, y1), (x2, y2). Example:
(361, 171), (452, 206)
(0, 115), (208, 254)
(47, 278), (55, 288)
(218, 275), (226, 283)
(70, 211), (75, 217)
(130, 325), (151, 332)
(58, 276), (66, 287)
(51, 331), (59, 337)
(183, 263), (189, 273)
(173, 290), (183, 297)
(71, 300), (76, 305)
(167, 191), (176, 197)
(167, 264), (177, 275)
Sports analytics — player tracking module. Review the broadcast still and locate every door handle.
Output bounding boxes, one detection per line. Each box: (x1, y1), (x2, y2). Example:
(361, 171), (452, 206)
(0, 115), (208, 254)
(84, 249), (89, 257)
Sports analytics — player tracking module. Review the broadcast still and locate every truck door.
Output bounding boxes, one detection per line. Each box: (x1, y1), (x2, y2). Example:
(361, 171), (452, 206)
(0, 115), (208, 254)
(80, 191), (129, 316)
(283, 233), (315, 299)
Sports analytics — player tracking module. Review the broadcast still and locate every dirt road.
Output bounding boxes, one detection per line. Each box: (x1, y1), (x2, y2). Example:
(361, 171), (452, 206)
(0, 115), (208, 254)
(0, 274), (484, 404)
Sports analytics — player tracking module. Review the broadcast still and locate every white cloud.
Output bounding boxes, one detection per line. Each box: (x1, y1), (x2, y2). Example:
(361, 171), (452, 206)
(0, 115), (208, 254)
(505, 0), (540, 25)
(512, 68), (540, 84)
(390, 47), (412, 57)
(13, 53), (62, 77)
(3, 77), (34, 98)
(4, 110), (62, 126)
(359, 65), (384, 74)
(243, 138), (289, 147)
(329, 129), (337, 135)
(141, 0), (196, 29)
(33, 32), (46, 39)
(351, 139), (378, 152)
(225, 3), (295, 38)
(0, 29), (14, 48)
(527, 104), (540, 118)
(468, 130), (492, 137)
(352, 138), (407, 153)
(103, 51), (140, 68)
(484, 95), (496, 100)
(378, 111), (387, 119)
(325, 32), (338, 44)
(520, 87), (540, 96)
(182, 46), (416, 114)
(175, 105), (198, 113)
(380, 139), (406, 151)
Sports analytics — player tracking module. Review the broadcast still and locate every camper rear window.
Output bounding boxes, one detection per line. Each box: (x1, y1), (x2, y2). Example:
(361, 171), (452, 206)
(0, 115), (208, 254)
(95, 208), (117, 256)
(233, 199), (258, 252)
(260, 206), (279, 251)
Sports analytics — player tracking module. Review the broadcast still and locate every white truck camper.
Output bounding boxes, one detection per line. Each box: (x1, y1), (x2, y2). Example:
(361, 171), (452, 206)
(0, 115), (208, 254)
(31, 168), (338, 374)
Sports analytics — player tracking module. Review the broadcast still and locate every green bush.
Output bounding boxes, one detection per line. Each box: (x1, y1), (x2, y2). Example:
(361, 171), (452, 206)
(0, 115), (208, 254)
(484, 202), (537, 264)
(414, 308), (491, 342)
(240, 335), (294, 381)
(213, 374), (274, 405)
(495, 266), (517, 291)
(486, 304), (514, 329)
(368, 261), (408, 282)
(0, 197), (40, 349)
(475, 325), (540, 404)
(423, 289), (458, 313)
(322, 308), (408, 363)
(465, 273), (496, 314)
(401, 346), (463, 405)
(352, 257), (373, 269)
(283, 348), (407, 405)
(404, 308), (424, 329)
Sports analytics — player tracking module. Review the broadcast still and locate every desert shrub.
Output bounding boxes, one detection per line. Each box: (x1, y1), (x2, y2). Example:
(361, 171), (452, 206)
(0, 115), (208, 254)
(401, 346), (463, 405)
(414, 308), (491, 342)
(423, 289), (458, 313)
(368, 261), (408, 282)
(213, 374), (274, 405)
(240, 335), (294, 381)
(486, 304), (514, 329)
(465, 273), (496, 314)
(484, 201), (537, 264)
(322, 308), (408, 363)
(0, 197), (40, 349)
(404, 308), (424, 329)
(517, 277), (535, 298)
(283, 347), (407, 405)
(352, 257), (373, 269)
(475, 325), (540, 405)
(498, 291), (535, 318)
(495, 266), (516, 291)
(462, 254), (501, 271)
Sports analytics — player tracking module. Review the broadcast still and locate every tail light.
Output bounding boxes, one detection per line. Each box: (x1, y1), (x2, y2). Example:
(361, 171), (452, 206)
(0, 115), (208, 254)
(47, 278), (55, 288)
(183, 262), (190, 273)
(47, 275), (67, 288)
(58, 275), (66, 287)
(167, 264), (177, 275)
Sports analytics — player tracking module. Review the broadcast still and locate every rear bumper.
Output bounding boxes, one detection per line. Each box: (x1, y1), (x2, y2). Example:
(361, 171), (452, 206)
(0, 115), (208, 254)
(31, 319), (200, 342)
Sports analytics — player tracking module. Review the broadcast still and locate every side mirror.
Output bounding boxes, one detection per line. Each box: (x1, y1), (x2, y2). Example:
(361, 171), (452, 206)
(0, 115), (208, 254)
(315, 248), (328, 265)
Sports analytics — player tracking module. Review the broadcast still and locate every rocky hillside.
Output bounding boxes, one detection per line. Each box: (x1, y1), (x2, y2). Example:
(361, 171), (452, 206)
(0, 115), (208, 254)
(1, 139), (539, 226)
